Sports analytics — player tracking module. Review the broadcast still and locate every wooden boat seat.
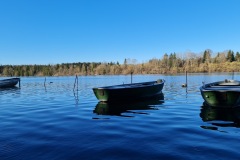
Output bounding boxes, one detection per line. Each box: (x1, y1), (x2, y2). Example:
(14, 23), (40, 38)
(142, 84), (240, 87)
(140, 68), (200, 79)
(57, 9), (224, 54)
(204, 85), (240, 91)
(210, 84), (240, 87)
(208, 86), (240, 89)
(218, 83), (240, 86)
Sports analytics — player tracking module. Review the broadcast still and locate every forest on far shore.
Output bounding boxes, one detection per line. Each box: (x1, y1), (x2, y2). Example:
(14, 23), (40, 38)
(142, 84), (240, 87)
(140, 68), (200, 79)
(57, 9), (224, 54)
(1, 49), (240, 77)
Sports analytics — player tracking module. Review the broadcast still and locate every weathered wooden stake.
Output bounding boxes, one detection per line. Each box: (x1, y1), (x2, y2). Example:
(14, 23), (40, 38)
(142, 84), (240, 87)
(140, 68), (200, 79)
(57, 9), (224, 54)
(131, 72), (133, 84)
(19, 78), (21, 88)
(182, 71), (187, 87)
(44, 77), (46, 87)
(186, 71), (187, 86)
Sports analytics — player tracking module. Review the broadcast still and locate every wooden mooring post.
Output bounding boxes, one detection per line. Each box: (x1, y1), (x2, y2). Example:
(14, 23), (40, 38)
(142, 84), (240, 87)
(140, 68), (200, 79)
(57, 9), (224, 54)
(19, 78), (21, 88)
(131, 72), (133, 84)
(182, 71), (187, 87)
(44, 77), (46, 87)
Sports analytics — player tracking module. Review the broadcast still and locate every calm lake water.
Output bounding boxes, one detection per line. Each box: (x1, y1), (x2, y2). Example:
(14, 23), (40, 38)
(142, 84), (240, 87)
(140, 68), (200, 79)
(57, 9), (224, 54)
(1, 73), (240, 160)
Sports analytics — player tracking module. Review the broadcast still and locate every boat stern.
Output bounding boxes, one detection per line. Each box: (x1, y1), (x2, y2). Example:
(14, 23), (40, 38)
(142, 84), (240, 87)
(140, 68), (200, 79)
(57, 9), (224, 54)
(92, 88), (110, 102)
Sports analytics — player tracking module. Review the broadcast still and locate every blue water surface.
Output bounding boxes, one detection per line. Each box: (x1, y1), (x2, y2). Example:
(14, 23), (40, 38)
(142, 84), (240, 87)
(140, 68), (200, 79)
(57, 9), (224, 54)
(0, 73), (240, 160)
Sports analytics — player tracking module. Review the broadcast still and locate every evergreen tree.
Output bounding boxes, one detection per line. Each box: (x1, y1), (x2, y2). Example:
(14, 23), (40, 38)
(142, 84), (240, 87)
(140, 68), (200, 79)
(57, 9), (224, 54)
(226, 50), (235, 62)
(202, 50), (211, 63)
(124, 59), (127, 65)
(235, 52), (240, 62)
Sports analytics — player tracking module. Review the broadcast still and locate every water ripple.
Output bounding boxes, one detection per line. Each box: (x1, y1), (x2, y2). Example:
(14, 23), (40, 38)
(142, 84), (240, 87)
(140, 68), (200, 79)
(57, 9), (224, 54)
(1, 75), (240, 159)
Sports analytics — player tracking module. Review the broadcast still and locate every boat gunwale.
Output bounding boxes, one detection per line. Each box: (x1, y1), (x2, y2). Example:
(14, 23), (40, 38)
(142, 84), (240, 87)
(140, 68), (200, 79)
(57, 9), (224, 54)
(93, 80), (165, 90)
(0, 78), (20, 81)
(200, 80), (240, 92)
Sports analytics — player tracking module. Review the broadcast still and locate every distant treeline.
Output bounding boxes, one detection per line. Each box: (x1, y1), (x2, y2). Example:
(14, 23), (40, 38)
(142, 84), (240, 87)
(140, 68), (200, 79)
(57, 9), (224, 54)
(1, 49), (240, 76)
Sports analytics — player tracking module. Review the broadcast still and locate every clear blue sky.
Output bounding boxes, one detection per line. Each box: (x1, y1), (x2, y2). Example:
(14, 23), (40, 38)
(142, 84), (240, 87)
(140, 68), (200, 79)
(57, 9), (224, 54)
(0, 0), (240, 65)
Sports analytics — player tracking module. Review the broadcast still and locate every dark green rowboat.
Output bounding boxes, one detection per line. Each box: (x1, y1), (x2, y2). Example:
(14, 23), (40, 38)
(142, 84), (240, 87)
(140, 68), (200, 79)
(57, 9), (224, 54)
(93, 79), (165, 102)
(200, 79), (240, 107)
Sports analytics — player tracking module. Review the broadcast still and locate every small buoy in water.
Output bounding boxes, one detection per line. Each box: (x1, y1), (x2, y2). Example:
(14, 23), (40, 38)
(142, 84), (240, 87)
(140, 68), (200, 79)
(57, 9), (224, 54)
(182, 83), (187, 87)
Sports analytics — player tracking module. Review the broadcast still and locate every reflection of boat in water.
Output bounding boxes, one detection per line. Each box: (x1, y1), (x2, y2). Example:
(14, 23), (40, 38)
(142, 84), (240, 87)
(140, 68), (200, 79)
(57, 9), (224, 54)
(0, 86), (20, 92)
(200, 105), (240, 128)
(93, 93), (164, 117)
(0, 86), (20, 96)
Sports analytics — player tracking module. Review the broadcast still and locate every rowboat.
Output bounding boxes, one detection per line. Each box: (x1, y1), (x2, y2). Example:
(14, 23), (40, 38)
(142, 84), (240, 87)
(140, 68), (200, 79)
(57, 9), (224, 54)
(93, 79), (165, 102)
(94, 93), (164, 116)
(200, 79), (240, 107)
(0, 78), (20, 88)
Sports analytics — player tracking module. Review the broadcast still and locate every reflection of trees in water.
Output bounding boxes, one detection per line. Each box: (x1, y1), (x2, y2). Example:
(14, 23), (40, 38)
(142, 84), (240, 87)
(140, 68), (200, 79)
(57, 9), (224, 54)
(200, 105), (240, 130)
(93, 94), (164, 117)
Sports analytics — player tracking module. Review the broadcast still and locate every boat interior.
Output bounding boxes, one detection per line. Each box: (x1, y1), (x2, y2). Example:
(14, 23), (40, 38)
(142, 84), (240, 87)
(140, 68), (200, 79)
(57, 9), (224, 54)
(96, 80), (165, 89)
(217, 79), (240, 86)
(203, 79), (240, 91)
(102, 81), (156, 89)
